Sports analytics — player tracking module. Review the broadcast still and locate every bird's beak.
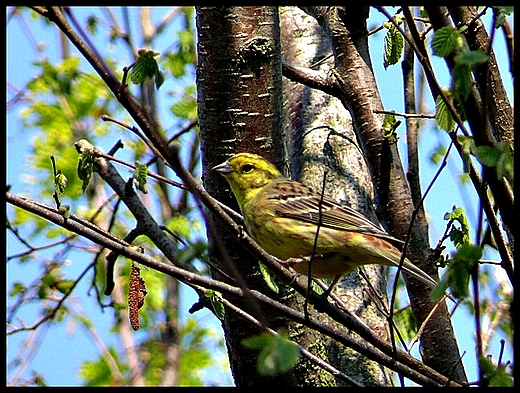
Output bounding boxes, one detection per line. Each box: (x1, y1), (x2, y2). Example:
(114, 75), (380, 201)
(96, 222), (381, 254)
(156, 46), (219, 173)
(212, 161), (234, 174)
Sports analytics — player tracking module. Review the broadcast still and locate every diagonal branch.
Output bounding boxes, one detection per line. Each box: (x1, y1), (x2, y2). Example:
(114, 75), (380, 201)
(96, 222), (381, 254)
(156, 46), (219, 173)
(282, 60), (338, 96)
(6, 191), (462, 387)
(34, 7), (172, 165)
(386, 6), (514, 284)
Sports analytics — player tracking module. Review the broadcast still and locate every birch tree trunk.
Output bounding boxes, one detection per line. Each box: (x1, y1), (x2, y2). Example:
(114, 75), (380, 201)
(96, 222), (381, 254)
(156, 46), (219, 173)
(197, 5), (469, 386)
(280, 7), (391, 386)
(296, 6), (467, 383)
(196, 6), (294, 386)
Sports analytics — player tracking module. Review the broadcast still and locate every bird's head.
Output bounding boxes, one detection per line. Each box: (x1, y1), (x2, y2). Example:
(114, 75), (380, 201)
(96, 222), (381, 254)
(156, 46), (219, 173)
(213, 153), (282, 206)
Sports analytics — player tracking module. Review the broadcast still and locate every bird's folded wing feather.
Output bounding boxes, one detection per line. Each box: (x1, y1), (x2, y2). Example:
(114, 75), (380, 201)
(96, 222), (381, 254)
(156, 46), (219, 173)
(267, 180), (404, 246)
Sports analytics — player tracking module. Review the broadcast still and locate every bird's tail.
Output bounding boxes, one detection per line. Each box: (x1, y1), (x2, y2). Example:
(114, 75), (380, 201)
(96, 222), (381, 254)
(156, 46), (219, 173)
(399, 259), (438, 289)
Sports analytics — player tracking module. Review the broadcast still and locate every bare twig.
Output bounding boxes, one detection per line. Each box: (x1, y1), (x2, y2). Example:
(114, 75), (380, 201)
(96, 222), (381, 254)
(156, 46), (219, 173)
(7, 257), (95, 334)
(282, 60), (337, 96)
(373, 108), (435, 119)
(6, 190), (463, 387)
(379, 6), (513, 285)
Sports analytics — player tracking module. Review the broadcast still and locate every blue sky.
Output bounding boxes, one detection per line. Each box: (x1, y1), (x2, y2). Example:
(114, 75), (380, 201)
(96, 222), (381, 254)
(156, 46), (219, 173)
(6, 6), (513, 386)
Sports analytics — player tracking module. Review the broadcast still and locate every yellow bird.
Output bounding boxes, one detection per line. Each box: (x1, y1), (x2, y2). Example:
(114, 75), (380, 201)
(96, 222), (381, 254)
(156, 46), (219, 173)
(213, 152), (437, 288)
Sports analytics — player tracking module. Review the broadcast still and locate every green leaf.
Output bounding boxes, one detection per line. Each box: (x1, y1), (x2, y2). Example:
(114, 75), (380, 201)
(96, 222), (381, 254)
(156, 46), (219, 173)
(211, 297), (225, 320)
(435, 92), (456, 132)
(431, 279), (451, 301)
(165, 214), (194, 240)
(444, 206), (470, 248)
(310, 279), (324, 295)
(466, 141), (514, 183)
(382, 113), (400, 137)
(77, 149), (94, 193)
(259, 263), (279, 294)
(154, 69), (165, 89)
(79, 347), (121, 386)
(205, 290), (225, 320)
(56, 279), (75, 294)
(41, 271), (59, 287)
(449, 229), (466, 248)
(457, 136), (475, 173)
(9, 282), (27, 297)
(431, 26), (463, 57)
(38, 284), (50, 299)
(494, 7), (514, 29)
(393, 307), (418, 342)
(133, 161), (148, 194)
(54, 170), (68, 195)
(472, 145), (501, 167)
(445, 243), (483, 298)
(242, 331), (300, 376)
(383, 23), (404, 69)
(165, 54), (188, 78)
(170, 94), (197, 121)
(495, 142), (514, 183)
(456, 50), (489, 69)
(429, 144), (447, 165)
(86, 16), (98, 35)
(480, 356), (514, 386)
(443, 205), (466, 223)
(129, 49), (164, 90)
(457, 242), (483, 261)
(58, 204), (71, 218)
(452, 63), (472, 101)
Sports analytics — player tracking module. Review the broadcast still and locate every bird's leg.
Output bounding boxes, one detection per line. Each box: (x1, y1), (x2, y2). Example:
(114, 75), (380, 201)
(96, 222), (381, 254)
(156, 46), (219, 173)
(277, 256), (341, 301)
(272, 257), (301, 279)
(279, 254), (325, 269)
(277, 256), (308, 269)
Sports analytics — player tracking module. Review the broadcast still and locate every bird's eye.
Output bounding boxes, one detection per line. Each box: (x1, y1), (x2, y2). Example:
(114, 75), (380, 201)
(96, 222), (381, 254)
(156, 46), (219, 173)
(241, 163), (254, 173)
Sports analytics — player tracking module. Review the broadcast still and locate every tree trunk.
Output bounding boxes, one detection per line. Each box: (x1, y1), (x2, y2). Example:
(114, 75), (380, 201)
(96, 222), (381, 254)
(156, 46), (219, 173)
(298, 6), (467, 384)
(196, 6), (293, 386)
(197, 5), (470, 386)
(280, 7), (391, 386)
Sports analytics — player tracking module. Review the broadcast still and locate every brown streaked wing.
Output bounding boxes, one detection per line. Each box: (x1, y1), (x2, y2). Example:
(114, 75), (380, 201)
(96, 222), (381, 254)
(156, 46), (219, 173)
(265, 180), (404, 246)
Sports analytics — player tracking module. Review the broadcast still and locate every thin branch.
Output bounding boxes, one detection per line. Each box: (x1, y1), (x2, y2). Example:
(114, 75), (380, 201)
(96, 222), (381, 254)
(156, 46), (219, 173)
(409, 293), (455, 353)
(100, 114), (159, 159)
(373, 108), (435, 119)
(6, 191), (463, 387)
(500, 18), (514, 76)
(380, 6), (513, 286)
(282, 60), (338, 96)
(423, 6), (514, 233)
(471, 262), (484, 386)
(376, 7), (471, 138)
(168, 119), (199, 143)
(155, 7), (182, 36)
(19, 6), (487, 386)
(49, 155), (60, 208)
(40, 7), (172, 169)
(6, 229), (76, 262)
(81, 143), (243, 224)
(62, 7), (106, 67)
(7, 258), (95, 334)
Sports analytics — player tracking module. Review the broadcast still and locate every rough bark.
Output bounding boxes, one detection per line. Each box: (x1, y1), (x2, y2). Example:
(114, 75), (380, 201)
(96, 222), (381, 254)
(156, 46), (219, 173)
(280, 7), (391, 386)
(196, 6), (293, 386)
(298, 6), (467, 384)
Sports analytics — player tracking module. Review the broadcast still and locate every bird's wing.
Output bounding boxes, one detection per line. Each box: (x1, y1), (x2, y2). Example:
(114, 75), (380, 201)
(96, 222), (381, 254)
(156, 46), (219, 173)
(266, 180), (404, 246)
